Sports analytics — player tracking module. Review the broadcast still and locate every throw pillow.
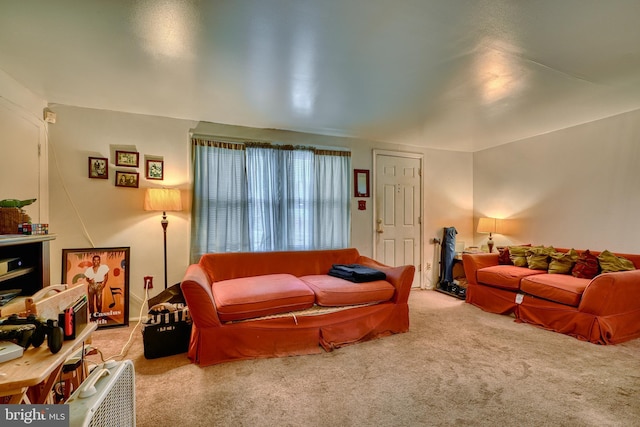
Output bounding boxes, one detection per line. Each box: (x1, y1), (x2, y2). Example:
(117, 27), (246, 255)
(597, 250), (636, 273)
(548, 249), (578, 274)
(498, 247), (512, 265)
(509, 246), (530, 267)
(572, 250), (599, 279)
(526, 246), (555, 270)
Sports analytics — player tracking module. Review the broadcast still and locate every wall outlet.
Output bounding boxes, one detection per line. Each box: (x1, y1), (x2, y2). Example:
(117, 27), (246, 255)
(144, 276), (153, 289)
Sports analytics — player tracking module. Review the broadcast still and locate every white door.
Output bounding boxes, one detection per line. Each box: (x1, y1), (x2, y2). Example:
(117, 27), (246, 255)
(373, 152), (422, 288)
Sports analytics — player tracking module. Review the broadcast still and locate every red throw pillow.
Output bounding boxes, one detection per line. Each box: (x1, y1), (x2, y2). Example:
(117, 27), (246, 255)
(572, 250), (599, 279)
(498, 247), (512, 265)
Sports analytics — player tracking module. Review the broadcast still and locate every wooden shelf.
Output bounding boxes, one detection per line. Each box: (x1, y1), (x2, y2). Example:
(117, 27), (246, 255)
(0, 266), (36, 283)
(0, 234), (55, 298)
(0, 234), (55, 247)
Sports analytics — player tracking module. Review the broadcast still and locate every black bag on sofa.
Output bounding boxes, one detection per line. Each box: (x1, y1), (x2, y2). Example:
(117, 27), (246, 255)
(328, 264), (386, 283)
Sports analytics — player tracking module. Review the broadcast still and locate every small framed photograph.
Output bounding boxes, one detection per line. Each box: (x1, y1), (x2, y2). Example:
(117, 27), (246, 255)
(115, 150), (139, 167)
(88, 156), (108, 179)
(62, 247), (130, 329)
(115, 171), (139, 188)
(146, 159), (164, 180)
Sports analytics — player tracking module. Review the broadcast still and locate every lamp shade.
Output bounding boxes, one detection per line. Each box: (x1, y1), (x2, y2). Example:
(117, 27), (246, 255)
(477, 217), (497, 234)
(144, 188), (183, 212)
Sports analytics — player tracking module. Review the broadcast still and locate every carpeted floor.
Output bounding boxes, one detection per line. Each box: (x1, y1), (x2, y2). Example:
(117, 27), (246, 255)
(86, 289), (640, 427)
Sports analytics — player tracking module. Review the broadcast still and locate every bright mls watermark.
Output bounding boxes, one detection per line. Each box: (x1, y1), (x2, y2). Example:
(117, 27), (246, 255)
(1, 405), (68, 426)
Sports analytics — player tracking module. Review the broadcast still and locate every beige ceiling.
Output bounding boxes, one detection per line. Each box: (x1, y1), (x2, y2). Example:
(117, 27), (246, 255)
(2, 0), (640, 152)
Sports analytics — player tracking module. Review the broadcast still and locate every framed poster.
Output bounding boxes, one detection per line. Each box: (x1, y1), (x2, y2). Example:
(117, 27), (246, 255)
(62, 247), (130, 329)
(146, 159), (164, 180)
(115, 171), (139, 188)
(115, 150), (139, 167)
(88, 156), (108, 179)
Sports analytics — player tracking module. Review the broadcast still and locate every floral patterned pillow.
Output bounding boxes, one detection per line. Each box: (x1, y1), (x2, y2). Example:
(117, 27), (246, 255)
(572, 250), (599, 279)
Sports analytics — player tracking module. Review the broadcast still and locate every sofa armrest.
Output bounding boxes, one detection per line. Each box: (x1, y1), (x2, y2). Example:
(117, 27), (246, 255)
(579, 269), (640, 316)
(462, 253), (499, 286)
(180, 263), (222, 327)
(356, 256), (415, 304)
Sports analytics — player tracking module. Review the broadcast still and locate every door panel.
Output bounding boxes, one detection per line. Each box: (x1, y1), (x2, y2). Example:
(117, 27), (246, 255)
(374, 153), (422, 287)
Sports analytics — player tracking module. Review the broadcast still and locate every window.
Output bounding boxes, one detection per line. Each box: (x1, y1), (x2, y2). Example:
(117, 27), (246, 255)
(190, 138), (351, 262)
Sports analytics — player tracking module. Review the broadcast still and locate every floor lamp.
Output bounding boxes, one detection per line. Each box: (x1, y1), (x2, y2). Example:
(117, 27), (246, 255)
(144, 188), (183, 289)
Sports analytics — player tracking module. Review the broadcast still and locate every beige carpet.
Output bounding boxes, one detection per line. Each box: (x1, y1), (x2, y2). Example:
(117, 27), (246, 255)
(86, 290), (640, 427)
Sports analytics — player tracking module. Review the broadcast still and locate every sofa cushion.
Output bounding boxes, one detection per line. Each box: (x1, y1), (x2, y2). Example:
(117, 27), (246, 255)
(477, 265), (546, 291)
(526, 246), (555, 270)
(597, 250), (636, 273)
(548, 249), (578, 274)
(572, 250), (599, 279)
(212, 274), (315, 322)
(300, 275), (395, 307)
(509, 246), (530, 267)
(520, 274), (591, 307)
(498, 247), (513, 265)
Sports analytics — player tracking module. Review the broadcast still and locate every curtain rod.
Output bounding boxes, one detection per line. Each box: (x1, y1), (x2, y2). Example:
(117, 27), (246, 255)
(190, 133), (351, 153)
(189, 133), (270, 144)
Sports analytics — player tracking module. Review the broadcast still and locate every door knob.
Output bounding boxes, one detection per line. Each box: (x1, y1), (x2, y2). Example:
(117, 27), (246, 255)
(376, 219), (384, 233)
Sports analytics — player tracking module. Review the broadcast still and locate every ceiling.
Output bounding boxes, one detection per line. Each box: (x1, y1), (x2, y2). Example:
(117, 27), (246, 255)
(2, 0), (640, 152)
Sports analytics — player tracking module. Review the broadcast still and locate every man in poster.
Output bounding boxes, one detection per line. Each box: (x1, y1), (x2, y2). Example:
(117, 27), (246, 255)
(85, 255), (110, 319)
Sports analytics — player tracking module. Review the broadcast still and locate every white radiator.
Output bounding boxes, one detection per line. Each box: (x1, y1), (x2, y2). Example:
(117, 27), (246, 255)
(66, 359), (136, 427)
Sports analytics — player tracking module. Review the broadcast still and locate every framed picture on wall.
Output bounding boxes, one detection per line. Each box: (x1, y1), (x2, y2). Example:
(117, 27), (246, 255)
(146, 159), (164, 180)
(115, 150), (139, 167)
(354, 169), (370, 197)
(88, 156), (108, 179)
(115, 171), (139, 188)
(62, 247), (130, 329)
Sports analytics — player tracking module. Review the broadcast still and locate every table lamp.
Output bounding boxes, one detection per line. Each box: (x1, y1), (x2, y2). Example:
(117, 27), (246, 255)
(144, 188), (183, 289)
(477, 217), (497, 253)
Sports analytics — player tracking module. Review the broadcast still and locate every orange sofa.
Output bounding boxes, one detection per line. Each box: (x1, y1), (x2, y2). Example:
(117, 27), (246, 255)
(463, 249), (640, 344)
(180, 248), (415, 366)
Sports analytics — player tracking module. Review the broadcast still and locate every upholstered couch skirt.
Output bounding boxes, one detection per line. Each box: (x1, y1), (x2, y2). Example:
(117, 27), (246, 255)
(187, 302), (409, 366)
(465, 281), (519, 315)
(516, 294), (640, 345)
(467, 283), (640, 344)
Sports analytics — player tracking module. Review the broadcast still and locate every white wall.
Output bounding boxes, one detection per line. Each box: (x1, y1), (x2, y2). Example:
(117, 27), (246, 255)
(45, 109), (472, 323)
(48, 105), (196, 317)
(473, 108), (640, 253)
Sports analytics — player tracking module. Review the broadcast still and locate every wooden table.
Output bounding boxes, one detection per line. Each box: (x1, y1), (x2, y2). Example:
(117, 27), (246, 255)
(0, 321), (97, 404)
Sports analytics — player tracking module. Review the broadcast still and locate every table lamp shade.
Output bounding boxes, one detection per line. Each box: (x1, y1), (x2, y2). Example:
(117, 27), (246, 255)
(144, 188), (182, 212)
(477, 217), (497, 234)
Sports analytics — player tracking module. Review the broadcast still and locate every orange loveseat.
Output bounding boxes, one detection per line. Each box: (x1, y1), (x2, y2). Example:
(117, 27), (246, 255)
(463, 248), (640, 344)
(180, 248), (415, 366)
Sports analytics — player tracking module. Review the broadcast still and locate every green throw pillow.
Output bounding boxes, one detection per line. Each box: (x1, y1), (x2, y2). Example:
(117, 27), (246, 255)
(549, 249), (578, 274)
(597, 250), (636, 273)
(509, 246), (530, 267)
(526, 246), (555, 270)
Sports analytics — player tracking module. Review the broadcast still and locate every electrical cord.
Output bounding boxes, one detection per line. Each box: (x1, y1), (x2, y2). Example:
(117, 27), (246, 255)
(103, 285), (150, 362)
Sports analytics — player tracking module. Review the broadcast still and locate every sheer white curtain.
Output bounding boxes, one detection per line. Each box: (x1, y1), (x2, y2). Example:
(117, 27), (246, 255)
(191, 139), (248, 262)
(314, 150), (351, 248)
(246, 145), (316, 251)
(192, 138), (350, 259)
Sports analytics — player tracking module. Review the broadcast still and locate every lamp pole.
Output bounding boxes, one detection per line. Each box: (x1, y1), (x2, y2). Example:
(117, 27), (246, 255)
(161, 210), (168, 289)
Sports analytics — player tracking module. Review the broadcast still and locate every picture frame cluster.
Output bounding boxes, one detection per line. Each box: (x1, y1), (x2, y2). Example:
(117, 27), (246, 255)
(88, 150), (164, 188)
